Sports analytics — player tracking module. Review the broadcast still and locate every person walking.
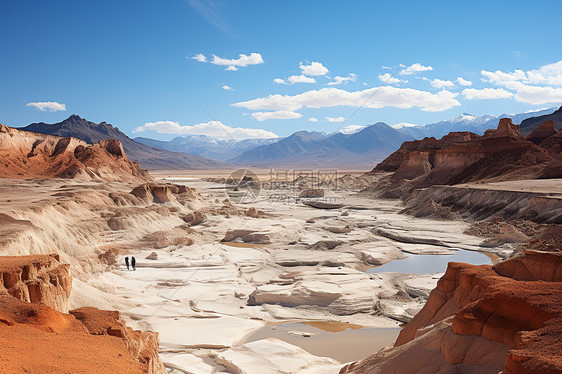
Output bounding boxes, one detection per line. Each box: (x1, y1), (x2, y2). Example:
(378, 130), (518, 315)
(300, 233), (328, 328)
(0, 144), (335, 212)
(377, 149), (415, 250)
(131, 256), (136, 271)
(125, 256), (130, 270)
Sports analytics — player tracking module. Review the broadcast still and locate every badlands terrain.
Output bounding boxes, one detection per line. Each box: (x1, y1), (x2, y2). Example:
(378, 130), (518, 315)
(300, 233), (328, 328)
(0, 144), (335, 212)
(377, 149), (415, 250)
(0, 117), (561, 373)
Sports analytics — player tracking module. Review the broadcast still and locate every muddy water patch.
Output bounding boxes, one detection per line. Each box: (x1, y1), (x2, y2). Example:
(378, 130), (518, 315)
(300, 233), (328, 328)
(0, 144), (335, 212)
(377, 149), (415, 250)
(242, 321), (400, 363)
(367, 249), (494, 274)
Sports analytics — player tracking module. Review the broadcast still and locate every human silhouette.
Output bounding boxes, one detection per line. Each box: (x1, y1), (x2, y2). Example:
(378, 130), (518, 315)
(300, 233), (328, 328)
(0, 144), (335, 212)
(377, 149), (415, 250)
(131, 256), (136, 271)
(125, 256), (130, 270)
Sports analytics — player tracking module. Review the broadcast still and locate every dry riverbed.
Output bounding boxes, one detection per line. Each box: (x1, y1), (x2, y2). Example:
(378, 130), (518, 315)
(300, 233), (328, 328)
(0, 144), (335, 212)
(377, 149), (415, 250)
(0, 176), (515, 374)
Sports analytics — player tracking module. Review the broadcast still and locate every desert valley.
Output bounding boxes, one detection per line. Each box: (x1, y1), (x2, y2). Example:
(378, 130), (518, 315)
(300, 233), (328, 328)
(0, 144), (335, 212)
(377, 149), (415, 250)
(0, 106), (561, 373)
(3, 2), (562, 372)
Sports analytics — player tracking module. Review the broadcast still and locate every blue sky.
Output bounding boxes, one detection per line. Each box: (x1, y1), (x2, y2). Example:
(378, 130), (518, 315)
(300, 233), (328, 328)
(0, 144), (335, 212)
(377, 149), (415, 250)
(2, 0), (562, 140)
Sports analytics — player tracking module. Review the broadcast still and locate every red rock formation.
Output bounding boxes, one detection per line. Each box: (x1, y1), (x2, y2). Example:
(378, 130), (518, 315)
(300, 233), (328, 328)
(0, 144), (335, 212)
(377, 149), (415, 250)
(527, 120), (558, 145)
(370, 119), (562, 195)
(0, 123), (151, 182)
(0, 254), (71, 312)
(0, 255), (165, 373)
(340, 251), (562, 374)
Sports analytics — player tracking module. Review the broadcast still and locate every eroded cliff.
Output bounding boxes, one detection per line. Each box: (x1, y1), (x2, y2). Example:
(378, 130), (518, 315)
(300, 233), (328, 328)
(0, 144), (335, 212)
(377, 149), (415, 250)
(0, 254), (165, 374)
(340, 251), (562, 374)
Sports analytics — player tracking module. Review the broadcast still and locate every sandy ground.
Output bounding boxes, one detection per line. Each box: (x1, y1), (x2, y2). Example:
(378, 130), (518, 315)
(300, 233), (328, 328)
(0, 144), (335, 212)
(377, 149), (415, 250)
(0, 176), (518, 373)
(457, 178), (562, 197)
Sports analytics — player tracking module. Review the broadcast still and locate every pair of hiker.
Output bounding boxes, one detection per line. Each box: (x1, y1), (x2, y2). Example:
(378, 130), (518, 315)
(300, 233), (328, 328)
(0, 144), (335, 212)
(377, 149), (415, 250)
(124, 256), (136, 271)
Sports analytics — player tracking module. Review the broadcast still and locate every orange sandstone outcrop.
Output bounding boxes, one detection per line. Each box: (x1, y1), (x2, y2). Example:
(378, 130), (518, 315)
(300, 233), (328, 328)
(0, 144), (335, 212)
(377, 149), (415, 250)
(0, 255), (165, 374)
(340, 251), (562, 374)
(0, 254), (71, 313)
(370, 119), (562, 195)
(0, 123), (151, 182)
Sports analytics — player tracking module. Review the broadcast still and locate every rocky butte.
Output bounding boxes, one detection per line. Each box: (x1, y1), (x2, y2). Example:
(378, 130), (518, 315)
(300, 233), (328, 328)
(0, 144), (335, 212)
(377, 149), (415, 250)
(0, 123), (151, 182)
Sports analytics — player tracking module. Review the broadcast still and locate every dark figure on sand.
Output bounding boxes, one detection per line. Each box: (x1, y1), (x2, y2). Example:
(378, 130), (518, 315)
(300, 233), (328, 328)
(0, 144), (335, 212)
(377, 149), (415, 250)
(131, 256), (136, 271)
(125, 256), (130, 270)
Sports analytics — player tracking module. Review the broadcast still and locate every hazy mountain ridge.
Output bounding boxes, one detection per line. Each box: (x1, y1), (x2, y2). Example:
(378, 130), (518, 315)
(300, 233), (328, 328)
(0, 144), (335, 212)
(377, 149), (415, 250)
(396, 107), (557, 139)
(134, 134), (278, 161)
(229, 123), (412, 167)
(20, 115), (226, 170)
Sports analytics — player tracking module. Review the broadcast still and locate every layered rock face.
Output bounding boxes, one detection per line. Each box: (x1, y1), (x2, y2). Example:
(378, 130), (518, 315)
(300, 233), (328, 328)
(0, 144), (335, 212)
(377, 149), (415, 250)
(0, 123), (151, 182)
(339, 251), (562, 374)
(370, 119), (562, 195)
(0, 254), (165, 374)
(0, 254), (71, 312)
(131, 182), (200, 204)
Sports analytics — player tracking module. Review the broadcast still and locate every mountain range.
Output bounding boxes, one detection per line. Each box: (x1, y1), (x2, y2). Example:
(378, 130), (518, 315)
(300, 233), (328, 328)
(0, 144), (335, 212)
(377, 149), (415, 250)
(394, 107), (557, 139)
(134, 135), (278, 161)
(15, 106), (562, 170)
(229, 123), (413, 168)
(20, 115), (226, 170)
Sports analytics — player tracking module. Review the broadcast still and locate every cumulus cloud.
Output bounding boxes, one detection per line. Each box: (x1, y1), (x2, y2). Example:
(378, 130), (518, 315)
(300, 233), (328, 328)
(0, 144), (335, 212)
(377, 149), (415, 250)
(378, 73), (406, 84)
(480, 60), (562, 104)
(251, 110), (302, 121)
(462, 88), (514, 100)
(133, 120), (277, 140)
(274, 75), (316, 84)
(192, 53), (207, 62)
(26, 101), (66, 112)
(222, 85), (235, 91)
(233, 86), (460, 113)
(190, 52), (263, 71)
(431, 79), (455, 89)
(513, 85), (562, 105)
(300, 61), (329, 76)
(482, 60), (562, 87)
(381, 65), (392, 70)
(308, 117), (319, 122)
(328, 73), (357, 86)
(326, 116), (345, 122)
(456, 77), (472, 86)
(400, 63), (433, 75)
(287, 75), (316, 84)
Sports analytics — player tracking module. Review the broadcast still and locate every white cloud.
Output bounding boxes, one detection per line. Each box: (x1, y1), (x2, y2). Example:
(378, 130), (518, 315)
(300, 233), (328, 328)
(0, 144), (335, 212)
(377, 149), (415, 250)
(26, 101), (66, 112)
(378, 73), (406, 84)
(222, 85), (235, 91)
(190, 52), (263, 71)
(133, 120), (277, 140)
(251, 110), (302, 121)
(328, 73), (357, 86)
(287, 75), (316, 84)
(400, 63), (433, 75)
(456, 77), (472, 86)
(191, 53), (207, 62)
(482, 60), (562, 87)
(431, 79), (455, 89)
(326, 116), (345, 122)
(300, 61), (329, 76)
(479, 60), (562, 105)
(274, 75), (316, 84)
(233, 86), (460, 113)
(462, 88), (514, 100)
(513, 85), (562, 105)
(308, 117), (319, 122)
(339, 125), (365, 134)
(381, 65), (392, 70)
